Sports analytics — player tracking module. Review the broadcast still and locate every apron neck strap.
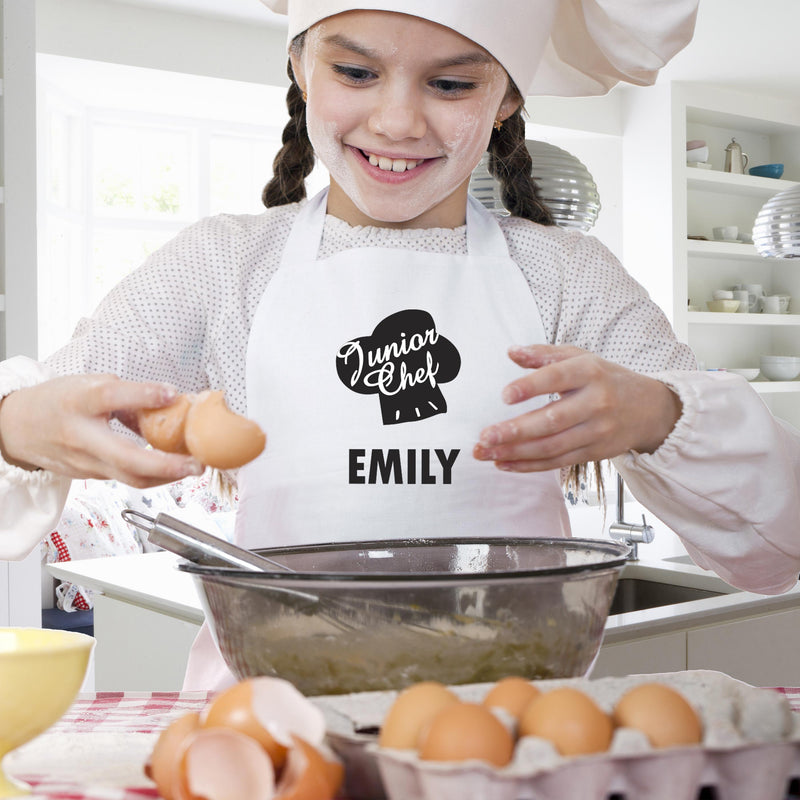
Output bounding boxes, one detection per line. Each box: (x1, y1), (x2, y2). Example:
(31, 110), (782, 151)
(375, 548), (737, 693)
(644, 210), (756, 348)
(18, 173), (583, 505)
(282, 187), (512, 265)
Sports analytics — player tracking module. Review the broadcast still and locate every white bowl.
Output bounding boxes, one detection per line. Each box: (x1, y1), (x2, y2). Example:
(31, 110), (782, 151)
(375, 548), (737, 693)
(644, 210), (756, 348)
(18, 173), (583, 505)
(727, 368), (760, 381)
(707, 300), (740, 313)
(686, 145), (709, 163)
(759, 356), (800, 381)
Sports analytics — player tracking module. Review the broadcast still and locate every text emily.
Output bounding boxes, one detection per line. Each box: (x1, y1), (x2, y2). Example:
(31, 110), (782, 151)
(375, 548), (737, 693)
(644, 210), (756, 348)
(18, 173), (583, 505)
(349, 448), (460, 484)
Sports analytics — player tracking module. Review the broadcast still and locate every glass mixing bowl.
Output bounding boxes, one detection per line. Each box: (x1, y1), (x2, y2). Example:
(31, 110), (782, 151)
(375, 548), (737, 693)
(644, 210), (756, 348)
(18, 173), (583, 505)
(180, 537), (629, 696)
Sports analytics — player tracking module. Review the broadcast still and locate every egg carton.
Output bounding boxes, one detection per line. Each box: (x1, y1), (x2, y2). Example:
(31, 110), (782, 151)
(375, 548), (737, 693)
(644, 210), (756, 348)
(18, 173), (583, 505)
(315, 670), (800, 800)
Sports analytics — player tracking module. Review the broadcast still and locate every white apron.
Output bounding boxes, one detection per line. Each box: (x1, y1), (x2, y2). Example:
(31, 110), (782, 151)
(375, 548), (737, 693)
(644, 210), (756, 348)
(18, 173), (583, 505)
(183, 189), (572, 690)
(237, 189), (569, 548)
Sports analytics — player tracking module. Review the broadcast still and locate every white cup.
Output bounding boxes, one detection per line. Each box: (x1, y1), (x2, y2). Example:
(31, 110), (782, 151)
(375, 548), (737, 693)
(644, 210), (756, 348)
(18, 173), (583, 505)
(745, 284), (765, 312)
(713, 225), (739, 241)
(763, 295), (781, 314)
(732, 289), (749, 313)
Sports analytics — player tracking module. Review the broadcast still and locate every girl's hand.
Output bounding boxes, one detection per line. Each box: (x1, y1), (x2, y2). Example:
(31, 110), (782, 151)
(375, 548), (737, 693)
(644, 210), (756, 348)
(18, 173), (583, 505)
(473, 344), (683, 473)
(0, 374), (204, 487)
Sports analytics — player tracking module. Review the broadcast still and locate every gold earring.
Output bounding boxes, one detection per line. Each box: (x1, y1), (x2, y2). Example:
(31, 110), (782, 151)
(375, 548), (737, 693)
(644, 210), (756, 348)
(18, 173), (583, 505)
(493, 118), (503, 131)
(302, 90), (308, 103)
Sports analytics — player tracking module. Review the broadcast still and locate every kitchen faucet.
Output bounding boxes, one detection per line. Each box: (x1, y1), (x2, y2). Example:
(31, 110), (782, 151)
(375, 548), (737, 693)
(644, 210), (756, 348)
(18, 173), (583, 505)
(609, 473), (654, 559)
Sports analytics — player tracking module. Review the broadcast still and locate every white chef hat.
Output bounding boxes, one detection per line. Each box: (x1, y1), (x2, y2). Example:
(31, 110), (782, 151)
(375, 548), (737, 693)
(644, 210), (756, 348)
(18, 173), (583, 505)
(260, 0), (699, 97)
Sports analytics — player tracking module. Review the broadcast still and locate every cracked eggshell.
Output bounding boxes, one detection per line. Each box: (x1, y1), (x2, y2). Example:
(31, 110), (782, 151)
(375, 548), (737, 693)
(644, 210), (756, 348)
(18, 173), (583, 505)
(146, 711), (201, 800)
(184, 390), (266, 470)
(275, 736), (345, 800)
(175, 727), (276, 800)
(202, 677), (326, 772)
(137, 394), (193, 454)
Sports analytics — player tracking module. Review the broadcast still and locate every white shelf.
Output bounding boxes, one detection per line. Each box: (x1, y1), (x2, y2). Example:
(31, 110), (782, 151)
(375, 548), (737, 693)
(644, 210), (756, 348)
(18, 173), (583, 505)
(689, 312), (800, 325)
(0, 294), (4, 312)
(750, 381), (800, 394)
(687, 240), (761, 260)
(686, 167), (797, 198)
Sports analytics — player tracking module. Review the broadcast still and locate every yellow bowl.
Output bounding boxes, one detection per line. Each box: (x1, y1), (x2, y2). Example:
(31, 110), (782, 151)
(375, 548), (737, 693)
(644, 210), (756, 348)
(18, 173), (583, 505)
(0, 628), (94, 797)
(706, 299), (741, 313)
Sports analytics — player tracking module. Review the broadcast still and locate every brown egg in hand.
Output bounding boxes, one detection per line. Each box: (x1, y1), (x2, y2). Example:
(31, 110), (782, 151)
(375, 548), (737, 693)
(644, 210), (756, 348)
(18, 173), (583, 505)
(184, 390), (266, 470)
(137, 390), (266, 469)
(137, 394), (193, 455)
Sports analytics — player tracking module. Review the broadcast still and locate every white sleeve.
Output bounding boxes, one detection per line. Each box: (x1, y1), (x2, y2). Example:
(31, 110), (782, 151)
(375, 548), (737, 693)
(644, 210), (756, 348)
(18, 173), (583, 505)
(0, 356), (72, 560)
(616, 370), (800, 595)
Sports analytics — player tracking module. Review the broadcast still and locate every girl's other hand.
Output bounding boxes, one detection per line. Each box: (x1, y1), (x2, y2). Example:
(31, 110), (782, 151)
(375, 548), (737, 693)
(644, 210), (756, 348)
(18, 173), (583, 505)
(0, 374), (204, 487)
(473, 344), (683, 473)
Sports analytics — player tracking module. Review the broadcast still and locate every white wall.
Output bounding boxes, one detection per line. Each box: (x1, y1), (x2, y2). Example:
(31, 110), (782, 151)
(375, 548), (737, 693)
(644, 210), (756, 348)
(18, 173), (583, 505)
(1, 0), (44, 627)
(36, 0), (288, 86)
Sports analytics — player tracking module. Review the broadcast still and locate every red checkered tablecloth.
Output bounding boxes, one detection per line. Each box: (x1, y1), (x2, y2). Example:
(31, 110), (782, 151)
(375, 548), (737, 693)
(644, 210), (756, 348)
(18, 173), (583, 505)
(6, 689), (800, 799)
(6, 692), (214, 800)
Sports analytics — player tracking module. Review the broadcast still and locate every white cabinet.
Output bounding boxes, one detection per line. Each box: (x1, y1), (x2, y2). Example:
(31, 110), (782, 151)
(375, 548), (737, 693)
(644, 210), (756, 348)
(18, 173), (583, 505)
(592, 631), (686, 678)
(623, 83), (800, 429)
(687, 607), (800, 687)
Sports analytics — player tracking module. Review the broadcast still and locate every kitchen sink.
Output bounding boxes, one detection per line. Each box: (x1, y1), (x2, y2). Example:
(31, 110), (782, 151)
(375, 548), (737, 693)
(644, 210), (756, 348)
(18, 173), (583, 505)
(609, 578), (726, 615)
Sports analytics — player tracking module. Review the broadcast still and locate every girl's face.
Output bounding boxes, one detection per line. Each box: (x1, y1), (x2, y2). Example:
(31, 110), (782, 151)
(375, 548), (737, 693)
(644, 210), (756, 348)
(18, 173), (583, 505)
(291, 11), (519, 229)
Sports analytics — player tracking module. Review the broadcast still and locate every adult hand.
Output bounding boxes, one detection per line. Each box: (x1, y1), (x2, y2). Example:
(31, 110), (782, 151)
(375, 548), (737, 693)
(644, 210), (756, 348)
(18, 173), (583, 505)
(0, 374), (204, 487)
(473, 344), (682, 473)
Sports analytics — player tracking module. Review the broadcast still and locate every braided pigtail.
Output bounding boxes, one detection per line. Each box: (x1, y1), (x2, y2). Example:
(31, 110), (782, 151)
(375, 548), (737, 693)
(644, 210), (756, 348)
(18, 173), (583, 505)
(489, 96), (603, 499)
(487, 107), (554, 226)
(262, 48), (315, 208)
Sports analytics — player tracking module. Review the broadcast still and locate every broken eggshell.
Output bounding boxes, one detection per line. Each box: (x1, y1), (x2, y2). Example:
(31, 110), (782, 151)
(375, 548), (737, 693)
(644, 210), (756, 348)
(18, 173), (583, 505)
(201, 677), (327, 771)
(136, 390), (266, 469)
(146, 677), (341, 800)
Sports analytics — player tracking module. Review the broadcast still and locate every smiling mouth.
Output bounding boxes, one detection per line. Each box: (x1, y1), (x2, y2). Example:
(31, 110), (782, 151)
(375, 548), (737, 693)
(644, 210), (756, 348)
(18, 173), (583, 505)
(361, 150), (423, 173)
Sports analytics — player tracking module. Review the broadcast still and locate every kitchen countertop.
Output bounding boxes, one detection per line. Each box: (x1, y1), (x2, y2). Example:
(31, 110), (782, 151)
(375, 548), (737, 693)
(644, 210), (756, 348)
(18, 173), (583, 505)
(602, 558), (800, 644)
(48, 550), (204, 625)
(47, 550), (800, 641)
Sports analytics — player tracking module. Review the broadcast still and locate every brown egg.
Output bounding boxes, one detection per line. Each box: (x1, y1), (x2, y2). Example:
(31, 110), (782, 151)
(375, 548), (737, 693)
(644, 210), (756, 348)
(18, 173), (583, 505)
(145, 711), (201, 800)
(519, 687), (613, 756)
(274, 736), (343, 800)
(378, 681), (460, 749)
(184, 390), (266, 470)
(613, 682), (703, 748)
(482, 676), (541, 720)
(418, 702), (515, 767)
(174, 727), (275, 800)
(137, 394), (193, 454)
(202, 677), (326, 771)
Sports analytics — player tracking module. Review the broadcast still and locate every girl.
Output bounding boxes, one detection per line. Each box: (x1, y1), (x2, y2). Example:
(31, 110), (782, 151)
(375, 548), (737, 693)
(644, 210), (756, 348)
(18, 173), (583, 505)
(1, 1), (799, 690)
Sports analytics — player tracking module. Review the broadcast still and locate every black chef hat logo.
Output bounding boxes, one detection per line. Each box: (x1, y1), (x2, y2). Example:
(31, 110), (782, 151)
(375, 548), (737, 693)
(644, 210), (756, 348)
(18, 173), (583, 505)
(336, 309), (461, 425)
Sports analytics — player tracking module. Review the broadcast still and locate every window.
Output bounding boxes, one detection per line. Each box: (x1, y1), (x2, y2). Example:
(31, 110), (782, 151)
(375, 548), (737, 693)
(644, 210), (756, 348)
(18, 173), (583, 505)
(37, 55), (327, 359)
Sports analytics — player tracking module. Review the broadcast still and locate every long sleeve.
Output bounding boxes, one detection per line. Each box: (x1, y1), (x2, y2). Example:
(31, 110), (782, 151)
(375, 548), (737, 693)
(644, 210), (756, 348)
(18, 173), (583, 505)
(617, 370), (800, 594)
(0, 356), (72, 560)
